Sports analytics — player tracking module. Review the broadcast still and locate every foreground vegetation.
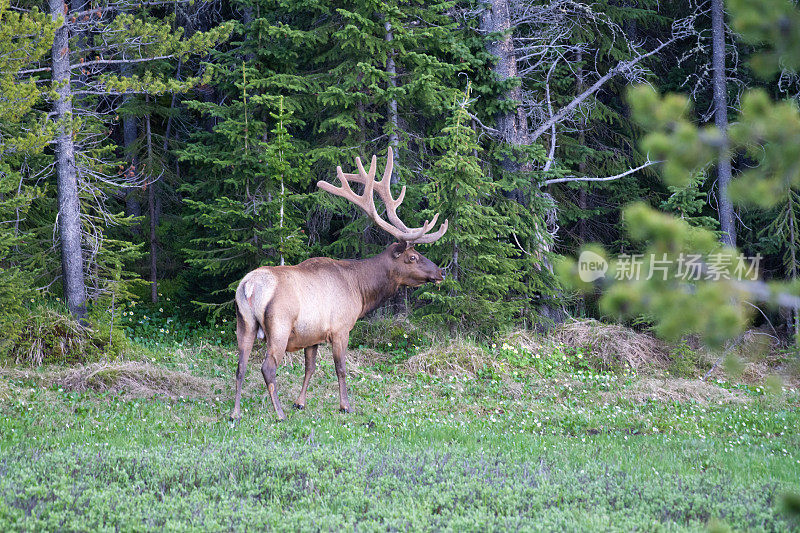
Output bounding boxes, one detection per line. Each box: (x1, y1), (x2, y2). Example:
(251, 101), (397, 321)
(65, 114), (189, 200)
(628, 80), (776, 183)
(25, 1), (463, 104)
(1, 323), (798, 531)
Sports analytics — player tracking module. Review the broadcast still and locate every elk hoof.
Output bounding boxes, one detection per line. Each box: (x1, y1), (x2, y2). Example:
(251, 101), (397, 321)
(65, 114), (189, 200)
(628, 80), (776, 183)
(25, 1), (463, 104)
(230, 411), (241, 422)
(293, 402), (305, 410)
(339, 406), (352, 414)
(275, 411), (286, 422)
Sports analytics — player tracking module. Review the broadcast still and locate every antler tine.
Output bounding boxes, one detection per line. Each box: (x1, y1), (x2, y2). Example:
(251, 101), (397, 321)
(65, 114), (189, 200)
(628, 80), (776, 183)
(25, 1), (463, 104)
(319, 164), (415, 242)
(382, 146), (394, 183)
(355, 157), (377, 216)
(372, 147), (413, 232)
(412, 218), (449, 244)
(355, 154), (377, 182)
(317, 148), (449, 244)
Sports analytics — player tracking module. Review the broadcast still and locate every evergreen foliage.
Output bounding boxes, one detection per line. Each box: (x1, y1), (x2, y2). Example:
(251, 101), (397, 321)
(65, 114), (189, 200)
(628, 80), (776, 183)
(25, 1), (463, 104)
(561, 0), (800, 349)
(660, 171), (719, 231)
(0, 0), (55, 352)
(417, 86), (528, 332)
(181, 94), (313, 305)
(4, 0), (800, 351)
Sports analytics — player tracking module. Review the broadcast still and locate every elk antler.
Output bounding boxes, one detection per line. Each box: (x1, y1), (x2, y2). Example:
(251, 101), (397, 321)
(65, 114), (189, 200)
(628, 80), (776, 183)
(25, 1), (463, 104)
(317, 147), (448, 244)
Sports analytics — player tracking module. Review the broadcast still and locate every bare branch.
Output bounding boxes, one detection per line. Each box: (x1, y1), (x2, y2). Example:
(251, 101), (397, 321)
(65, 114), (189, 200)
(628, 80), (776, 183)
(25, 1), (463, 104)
(530, 36), (684, 143)
(465, 110), (500, 135)
(542, 160), (657, 186)
(14, 67), (52, 75)
(71, 55), (177, 70)
(542, 60), (559, 173)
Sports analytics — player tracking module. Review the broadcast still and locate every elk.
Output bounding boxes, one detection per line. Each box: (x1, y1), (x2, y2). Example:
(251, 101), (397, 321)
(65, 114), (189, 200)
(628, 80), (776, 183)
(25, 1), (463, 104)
(231, 147), (448, 420)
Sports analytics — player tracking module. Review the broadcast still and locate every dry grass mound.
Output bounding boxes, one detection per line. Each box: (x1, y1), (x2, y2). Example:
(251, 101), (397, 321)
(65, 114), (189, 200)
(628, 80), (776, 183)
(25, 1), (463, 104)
(62, 362), (220, 398)
(621, 377), (750, 404)
(699, 329), (799, 389)
(405, 337), (501, 376)
(553, 319), (671, 371)
(0, 362), (222, 399)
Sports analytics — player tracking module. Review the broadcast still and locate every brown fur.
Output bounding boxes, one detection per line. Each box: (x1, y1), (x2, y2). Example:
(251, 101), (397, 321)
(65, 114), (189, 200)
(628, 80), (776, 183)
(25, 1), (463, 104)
(230, 242), (443, 420)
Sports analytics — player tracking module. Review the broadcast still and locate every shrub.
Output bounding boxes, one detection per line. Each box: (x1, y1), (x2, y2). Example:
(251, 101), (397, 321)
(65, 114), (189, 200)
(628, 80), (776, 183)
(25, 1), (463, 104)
(668, 340), (709, 378)
(0, 304), (126, 366)
(349, 316), (429, 358)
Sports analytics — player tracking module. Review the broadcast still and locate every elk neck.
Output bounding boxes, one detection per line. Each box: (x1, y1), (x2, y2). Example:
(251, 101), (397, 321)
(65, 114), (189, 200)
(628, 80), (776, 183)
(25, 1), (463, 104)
(347, 250), (401, 318)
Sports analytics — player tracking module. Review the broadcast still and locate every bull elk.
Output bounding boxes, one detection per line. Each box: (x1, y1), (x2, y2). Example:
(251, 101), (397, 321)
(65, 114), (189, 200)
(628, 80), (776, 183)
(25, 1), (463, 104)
(231, 147), (448, 420)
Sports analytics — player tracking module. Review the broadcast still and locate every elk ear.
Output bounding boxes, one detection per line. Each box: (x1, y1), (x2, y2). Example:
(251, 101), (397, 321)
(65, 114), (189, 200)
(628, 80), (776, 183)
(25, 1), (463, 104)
(391, 241), (410, 258)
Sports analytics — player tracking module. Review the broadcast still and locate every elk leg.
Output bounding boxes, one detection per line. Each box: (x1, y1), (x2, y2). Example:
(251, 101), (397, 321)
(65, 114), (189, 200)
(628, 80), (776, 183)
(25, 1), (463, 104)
(261, 339), (287, 421)
(331, 335), (351, 413)
(231, 314), (256, 421)
(294, 344), (318, 410)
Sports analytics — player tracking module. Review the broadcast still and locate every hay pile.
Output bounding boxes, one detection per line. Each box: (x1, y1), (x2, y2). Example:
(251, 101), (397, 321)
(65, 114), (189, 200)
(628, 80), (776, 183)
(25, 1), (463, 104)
(0, 362), (221, 399)
(405, 338), (502, 376)
(63, 362), (219, 398)
(383, 319), (674, 377)
(621, 377), (750, 404)
(552, 319), (671, 370)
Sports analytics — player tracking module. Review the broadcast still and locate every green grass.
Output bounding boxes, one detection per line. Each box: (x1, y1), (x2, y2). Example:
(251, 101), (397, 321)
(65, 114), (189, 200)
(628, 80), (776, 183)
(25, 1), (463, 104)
(1, 341), (798, 531)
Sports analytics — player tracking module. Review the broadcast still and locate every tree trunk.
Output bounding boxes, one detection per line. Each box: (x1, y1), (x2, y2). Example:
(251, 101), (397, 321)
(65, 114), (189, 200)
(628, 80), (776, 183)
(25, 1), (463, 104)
(480, 0), (565, 325)
(122, 102), (141, 229)
(385, 21), (399, 184)
(788, 194), (799, 345)
(479, 0), (529, 148)
(145, 111), (158, 303)
(50, 0), (87, 319)
(480, 0), (528, 204)
(242, 6), (255, 62)
(576, 52), (587, 244)
(711, 0), (735, 247)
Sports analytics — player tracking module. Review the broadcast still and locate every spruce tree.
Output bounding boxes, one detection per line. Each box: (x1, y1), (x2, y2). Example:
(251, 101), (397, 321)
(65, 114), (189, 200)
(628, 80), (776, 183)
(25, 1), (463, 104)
(0, 1), (55, 352)
(181, 91), (312, 306)
(417, 86), (524, 332)
(311, 0), (465, 259)
(14, 0), (232, 317)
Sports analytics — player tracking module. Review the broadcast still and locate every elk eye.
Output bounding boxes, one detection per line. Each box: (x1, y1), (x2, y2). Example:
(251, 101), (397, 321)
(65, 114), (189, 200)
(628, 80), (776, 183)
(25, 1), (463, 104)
(410, 255), (418, 262)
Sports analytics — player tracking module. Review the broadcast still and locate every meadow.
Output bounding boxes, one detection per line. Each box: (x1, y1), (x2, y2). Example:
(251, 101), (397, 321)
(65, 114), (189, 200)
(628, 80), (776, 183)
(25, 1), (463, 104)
(1, 315), (798, 531)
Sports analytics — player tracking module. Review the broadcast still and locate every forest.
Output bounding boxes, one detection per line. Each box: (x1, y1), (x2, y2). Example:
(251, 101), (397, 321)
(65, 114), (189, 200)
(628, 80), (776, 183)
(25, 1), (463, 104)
(1, 0), (800, 530)
(2, 0), (800, 345)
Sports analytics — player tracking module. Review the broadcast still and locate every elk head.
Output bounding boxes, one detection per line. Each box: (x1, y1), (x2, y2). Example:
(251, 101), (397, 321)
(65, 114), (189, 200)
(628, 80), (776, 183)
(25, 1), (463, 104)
(386, 241), (444, 287)
(317, 147), (448, 285)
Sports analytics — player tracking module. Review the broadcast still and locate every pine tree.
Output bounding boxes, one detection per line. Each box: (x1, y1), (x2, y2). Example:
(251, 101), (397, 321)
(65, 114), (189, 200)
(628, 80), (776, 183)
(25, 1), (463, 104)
(0, 0), (55, 352)
(765, 190), (800, 343)
(181, 91), (313, 307)
(660, 170), (719, 231)
(26, 0), (232, 317)
(0, 8), (53, 289)
(310, 0), (465, 259)
(417, 86), (525, 332)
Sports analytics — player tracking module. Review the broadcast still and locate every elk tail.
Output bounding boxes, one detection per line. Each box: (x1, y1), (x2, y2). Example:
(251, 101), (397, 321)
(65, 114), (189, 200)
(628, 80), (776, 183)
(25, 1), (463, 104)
(235, 270), (276, 340)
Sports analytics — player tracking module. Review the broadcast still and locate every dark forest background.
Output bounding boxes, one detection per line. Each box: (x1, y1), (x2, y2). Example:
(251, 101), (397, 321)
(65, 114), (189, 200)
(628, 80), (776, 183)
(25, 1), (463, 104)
(3, 0), (800, 358)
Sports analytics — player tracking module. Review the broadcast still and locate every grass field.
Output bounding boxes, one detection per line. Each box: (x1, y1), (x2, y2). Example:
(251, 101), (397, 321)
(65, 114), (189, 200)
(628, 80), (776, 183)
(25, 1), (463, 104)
(1, 332), (799, 531)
